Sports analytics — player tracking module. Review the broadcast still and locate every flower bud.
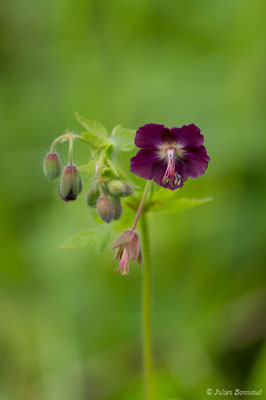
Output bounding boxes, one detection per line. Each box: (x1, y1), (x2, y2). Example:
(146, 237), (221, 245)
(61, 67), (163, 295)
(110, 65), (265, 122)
(58, 165), (82, 202)
(110, 195), (123, 220)
(85, 187), (99, 208)
(43, 152), (62, 179)
(101, 168), (116, 179)
(107, 180), (133, 197)
(96, 196), (115, 223)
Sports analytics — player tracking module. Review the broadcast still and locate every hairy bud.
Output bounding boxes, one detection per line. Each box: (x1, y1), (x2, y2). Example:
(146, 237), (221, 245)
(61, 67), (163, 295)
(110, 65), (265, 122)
(58, 165), (82, 202)
(85, 187), (99, 208)
(96, 196), (115, 223)
(107, 180), (133, 197)
(110, 195), (123, 220)
(43, 152), (62, 179)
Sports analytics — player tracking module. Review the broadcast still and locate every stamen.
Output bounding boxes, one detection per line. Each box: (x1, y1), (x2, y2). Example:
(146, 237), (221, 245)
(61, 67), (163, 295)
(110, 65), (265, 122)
(175, 172), (181, 186)
(115, 248), (129, 275)
(162, 148), (181, 187)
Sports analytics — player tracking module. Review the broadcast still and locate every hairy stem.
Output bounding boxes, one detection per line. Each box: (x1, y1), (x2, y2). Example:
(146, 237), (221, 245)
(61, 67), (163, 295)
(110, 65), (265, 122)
(50, 134), (67, 153)
(68, 136), (74, 165)
(141, 212), (154, 400)
(132, 181), (150, 231)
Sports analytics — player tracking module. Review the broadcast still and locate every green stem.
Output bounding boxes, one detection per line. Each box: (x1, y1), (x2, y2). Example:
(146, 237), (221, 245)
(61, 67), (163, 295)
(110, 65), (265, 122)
(50, 134), (67, 153)
(132, 181), (150, 231)
(140, 212), (154, 400)
(68, 136), (74, 165)
(50, 133), (93, 154)
(73, 135), (95, 145)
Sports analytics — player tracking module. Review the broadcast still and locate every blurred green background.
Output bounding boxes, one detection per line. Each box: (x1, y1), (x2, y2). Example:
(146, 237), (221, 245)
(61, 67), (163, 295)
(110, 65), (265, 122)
(0, 0), (265, 399)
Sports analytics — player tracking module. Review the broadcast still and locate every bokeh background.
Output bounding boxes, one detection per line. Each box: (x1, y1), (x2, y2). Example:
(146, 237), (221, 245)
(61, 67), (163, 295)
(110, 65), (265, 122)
(1, 0), (265, 399)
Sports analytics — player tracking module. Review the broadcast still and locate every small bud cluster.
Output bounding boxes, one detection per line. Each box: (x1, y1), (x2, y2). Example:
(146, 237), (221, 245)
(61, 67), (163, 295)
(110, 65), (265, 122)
(43, 122), (140, 276)
(44, 149), (82, 202)
(86, 179), (132, 223)
(43, 132), (133, 224)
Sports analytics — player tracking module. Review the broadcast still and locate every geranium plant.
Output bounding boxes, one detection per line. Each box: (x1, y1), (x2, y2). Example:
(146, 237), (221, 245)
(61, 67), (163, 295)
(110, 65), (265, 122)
(43, 113), (211, 400)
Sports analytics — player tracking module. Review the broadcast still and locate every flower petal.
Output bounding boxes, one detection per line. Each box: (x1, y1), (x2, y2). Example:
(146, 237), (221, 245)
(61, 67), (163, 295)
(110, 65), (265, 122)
(183, 145), (210, 178)
(161, 130), (178, 145)
(171, 124), (204, 147)
(152, 162), (184, 191)
(175, 160), (189, 183)
(134, 123), (168, 148)
(114, 247), (123, 260)
(137, 249), (143, 266)
(112, 230), (134, 249)
(129, 232), (140, 262)
(130, 148), (159, 179)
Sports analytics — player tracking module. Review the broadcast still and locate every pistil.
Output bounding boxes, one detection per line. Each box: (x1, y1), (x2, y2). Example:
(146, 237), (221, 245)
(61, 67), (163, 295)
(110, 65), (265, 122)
(162, 148), (181, 187)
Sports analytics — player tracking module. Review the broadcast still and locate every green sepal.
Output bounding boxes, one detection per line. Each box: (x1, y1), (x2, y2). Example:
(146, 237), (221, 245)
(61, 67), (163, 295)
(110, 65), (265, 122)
(101, 168), (116, 179)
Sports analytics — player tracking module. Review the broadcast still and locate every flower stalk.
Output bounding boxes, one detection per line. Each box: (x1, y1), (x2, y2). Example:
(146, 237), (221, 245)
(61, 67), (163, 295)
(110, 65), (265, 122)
(68, 135), (74, 165)
(132, 181), (154, 399)
(141, 212), (154, 400)
(132, 181), (151, 230)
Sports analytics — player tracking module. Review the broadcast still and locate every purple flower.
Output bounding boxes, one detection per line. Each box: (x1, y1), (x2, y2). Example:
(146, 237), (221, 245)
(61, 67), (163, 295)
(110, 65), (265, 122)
(112, 230), (142, 275)
(130, 123), (210, 190)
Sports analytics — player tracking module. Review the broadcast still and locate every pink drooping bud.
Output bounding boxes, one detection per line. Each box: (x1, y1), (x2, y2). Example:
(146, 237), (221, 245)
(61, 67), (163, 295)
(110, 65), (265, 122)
(96, 196), (115, 223)
(112, 230), (142, 275)
(58, 165), (82, 202)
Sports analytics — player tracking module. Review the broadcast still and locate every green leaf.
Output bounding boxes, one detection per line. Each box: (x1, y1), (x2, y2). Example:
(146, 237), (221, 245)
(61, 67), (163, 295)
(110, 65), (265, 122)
(147, 197), (213, 214)
(75, 112), (110, 147)
(78, 160), (97, 180)
(150, 187), (179, 203)
(75, 112), (108, 136)
(95, 228), (111, 254)
(111, 125), (136, 151)
(106, 158), (120, 177)
(60, 226), (111, 254)
(103, 143), (114, 158)
(80, 131), (107, 147)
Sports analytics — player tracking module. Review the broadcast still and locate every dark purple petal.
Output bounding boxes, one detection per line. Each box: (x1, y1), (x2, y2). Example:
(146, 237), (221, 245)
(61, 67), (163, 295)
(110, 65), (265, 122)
(175, 160), (189, 183)
(130, 148), (159, 179)
(152, 162), (184, 191)
(183, 145), (210, 178)
(134, 123), (168, 148)
(131, 122), (210, 190)
(171, 124), (204, 147)
(161, 130), (178, 145)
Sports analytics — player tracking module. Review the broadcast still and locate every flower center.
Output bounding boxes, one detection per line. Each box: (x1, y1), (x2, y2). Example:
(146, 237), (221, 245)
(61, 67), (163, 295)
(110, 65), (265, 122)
(162, 148), (181, 187)
(116, 248), (129, 275)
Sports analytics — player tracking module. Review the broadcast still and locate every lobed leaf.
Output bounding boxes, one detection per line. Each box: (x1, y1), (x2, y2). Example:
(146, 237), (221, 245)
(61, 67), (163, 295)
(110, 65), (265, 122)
(80, 131), (107, 147)
(75, 112), (108, 136)
(147, 197), (213, 214)
(75, 112), (110, 147)
(111, 125), (136, 151)
(60, 226), (111, 253)
(78, 160), (97, 180)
